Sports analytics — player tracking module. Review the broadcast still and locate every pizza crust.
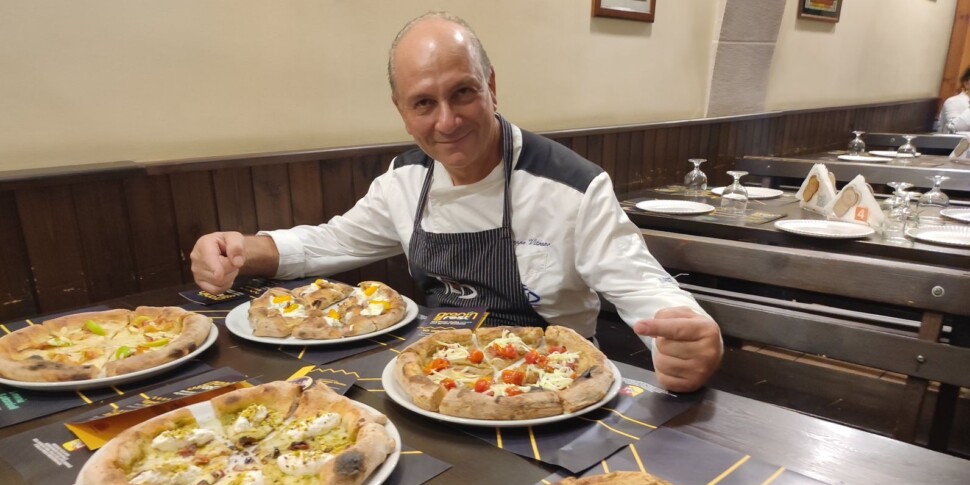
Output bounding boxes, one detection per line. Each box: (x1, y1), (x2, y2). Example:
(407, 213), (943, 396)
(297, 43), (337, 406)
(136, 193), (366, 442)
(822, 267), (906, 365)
(556, 471), (672, 485)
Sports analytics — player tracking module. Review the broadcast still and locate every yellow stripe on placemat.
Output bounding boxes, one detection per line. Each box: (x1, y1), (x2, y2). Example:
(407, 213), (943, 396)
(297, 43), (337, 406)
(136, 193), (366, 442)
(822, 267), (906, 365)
(139, 393), (150, 400)
(367, 339), (402, 353)
(629, 443), (646, 473)
(357, 377), (382, 381)
(601, 460), (610, 473)
(600, 407), (657, 429)
(577, 417), (639, 440)
(707, 455), (750, 485)
(761, 467), (786, 485)
(110, 386), (124, 396)
(528, 426), (541, 460)
(25, 319), (35, 326)
(109, 402), (119, 411)
(400, 450), (423, 455)
(287, 365), (317, 380)
(297, 346), (308, 360)
(495, 428), (503, 448)
(365, 388), (386, 393)
(0, 324), (10, 334)
(75, 391), (92, 404)
(385, 333), (407, 341)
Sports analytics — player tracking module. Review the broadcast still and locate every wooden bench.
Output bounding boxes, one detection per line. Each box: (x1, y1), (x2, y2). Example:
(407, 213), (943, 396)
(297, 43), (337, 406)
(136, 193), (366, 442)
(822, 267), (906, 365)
(639, 228), (970, 448)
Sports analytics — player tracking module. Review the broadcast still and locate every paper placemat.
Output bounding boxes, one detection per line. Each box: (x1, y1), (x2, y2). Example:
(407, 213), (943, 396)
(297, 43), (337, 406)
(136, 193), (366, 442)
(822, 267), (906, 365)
(540, 427), (823, 484)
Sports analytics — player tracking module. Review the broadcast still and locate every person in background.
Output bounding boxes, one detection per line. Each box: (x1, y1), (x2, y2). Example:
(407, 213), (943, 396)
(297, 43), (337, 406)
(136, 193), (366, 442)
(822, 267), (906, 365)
(190, 11), (723, 392)
(938, 66), (970, 133)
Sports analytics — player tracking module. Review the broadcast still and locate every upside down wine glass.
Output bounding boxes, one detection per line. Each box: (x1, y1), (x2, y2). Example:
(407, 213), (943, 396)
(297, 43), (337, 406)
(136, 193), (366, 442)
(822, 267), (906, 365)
(883, 182), (914, 242)
(896, 135), (919, 163)
(721, 171), (749, 216)
(684, 159), (708, 195)
(848, 131), (866, 155)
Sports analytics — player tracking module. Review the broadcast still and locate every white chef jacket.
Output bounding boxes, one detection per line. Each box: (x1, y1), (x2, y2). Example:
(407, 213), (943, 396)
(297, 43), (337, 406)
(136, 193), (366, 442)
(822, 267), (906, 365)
(939, 92), (970, 134)
(260, 123), (708, 344)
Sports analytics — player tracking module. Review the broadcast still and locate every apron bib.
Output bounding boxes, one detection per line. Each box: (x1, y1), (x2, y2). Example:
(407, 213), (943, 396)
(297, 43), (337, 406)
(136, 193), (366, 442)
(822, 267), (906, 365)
(407, 115), (546, 328)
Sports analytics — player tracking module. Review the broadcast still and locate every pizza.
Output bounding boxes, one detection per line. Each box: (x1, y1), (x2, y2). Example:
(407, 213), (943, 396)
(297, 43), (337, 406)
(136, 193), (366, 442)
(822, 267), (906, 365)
(80, 380), (396, 485)
(556, 471), (671, 484)
(394, 325), (615, 420)
(249, 280), (407, 340)
(0, 306), (211, 382)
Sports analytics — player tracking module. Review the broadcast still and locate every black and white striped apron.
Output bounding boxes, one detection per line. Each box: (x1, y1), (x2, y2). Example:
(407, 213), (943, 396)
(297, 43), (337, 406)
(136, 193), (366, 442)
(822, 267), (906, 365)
(407, 114), (546, 328)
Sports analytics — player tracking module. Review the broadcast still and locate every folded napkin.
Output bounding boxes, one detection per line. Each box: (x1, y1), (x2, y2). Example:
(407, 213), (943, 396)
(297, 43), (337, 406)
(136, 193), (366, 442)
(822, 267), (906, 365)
(823, 174), (885, 228)
(795, 163), (838, 215)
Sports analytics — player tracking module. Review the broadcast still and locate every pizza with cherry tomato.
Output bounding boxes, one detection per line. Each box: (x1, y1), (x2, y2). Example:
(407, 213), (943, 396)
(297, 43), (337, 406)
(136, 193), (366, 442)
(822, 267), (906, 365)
(393, 326), (615, 420)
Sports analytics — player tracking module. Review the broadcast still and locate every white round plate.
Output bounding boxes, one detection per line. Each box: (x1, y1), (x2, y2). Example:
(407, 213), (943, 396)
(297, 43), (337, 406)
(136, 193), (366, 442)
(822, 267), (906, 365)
(711, 186), (784, 199)
(381, 357), (622, 428)
(225, 296), (418, 346)
(635, 200), (715, 215)
(869, 150), (921, 158)
(940, 208), (970, 224)
(0, 325), (218, 392)
(76, 397), (401, 485)
(837, 154), (892, 163)
(905, 225), (970, 247)
(774, 219), (875, 239)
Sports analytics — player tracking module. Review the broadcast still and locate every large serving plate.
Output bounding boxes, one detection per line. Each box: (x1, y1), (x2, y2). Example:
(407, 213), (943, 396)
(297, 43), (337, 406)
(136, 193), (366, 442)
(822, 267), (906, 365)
(634, 200), (715, 215)
(837, 154), (892, 163)
(940, 208), (970, 224)
(905, 225), (970, 247)
(774, 219), (875, 239)
(711, 186), (784, 199)
(75, 397), (401, 485)
(381, 357), (622, 428)
(225, 296), (418, 346)
(0, 325), (218, 392)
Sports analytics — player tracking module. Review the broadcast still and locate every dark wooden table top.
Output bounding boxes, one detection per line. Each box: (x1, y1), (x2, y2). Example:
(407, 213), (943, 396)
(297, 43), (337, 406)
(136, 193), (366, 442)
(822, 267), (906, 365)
(2, 285), (969, 484)
(621, 187), (970, 270)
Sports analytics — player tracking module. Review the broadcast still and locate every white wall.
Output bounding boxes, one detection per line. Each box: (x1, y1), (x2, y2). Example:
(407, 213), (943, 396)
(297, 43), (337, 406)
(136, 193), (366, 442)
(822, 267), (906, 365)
(765, 0), (956, 110)
(0, 0), (955, 172)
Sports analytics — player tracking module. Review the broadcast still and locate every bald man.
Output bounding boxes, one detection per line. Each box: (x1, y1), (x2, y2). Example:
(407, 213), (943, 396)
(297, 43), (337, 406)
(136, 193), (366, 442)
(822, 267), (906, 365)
(190, 11), (722, 392)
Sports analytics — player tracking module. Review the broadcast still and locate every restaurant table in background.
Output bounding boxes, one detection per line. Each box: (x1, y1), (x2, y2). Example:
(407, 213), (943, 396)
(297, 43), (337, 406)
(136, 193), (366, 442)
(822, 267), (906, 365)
(1, 284), (969, 484)
(737, 151), (970, 196)
(620, 185), (970, 455)
(864, 133), (965, 156)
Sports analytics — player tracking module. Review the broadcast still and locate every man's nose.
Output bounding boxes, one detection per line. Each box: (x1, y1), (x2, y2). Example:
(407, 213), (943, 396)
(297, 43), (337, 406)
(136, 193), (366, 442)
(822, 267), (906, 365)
(435, 102), (461, 134)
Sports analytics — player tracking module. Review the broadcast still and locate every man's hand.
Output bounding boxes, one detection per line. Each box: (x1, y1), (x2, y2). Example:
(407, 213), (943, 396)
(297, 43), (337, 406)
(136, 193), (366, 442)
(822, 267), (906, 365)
(633, 307), (723, 392)
(190, 232), (248, 295)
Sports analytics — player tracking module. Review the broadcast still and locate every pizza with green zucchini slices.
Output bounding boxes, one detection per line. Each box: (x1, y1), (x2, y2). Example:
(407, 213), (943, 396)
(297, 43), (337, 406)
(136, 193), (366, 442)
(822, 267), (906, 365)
(249, 280), (407, 340)
(394, 325), (616, 420)
(0, 307), (211, 382)
(80, 380), (396, 485)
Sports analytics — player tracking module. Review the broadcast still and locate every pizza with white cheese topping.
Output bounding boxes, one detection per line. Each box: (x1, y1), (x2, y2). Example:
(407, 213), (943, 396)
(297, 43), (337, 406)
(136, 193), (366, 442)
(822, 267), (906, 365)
(394, 326), (615, 420)
(80, 380), (396, 485)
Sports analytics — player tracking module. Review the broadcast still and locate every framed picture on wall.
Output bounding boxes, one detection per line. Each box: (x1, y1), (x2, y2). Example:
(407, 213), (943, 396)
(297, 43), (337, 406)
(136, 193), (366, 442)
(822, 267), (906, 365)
(797, 0), (842, 23)
(592, 0), (656, 23)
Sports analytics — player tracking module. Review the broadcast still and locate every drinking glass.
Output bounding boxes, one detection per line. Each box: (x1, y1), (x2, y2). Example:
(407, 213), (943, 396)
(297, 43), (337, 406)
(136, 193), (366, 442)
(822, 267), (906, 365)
(896, 135), (919, 162)
(919, 175), (950, 208)
(883, 182), (913, 242)
(848, 131), (866, 155)
(684, 159), (708, 195)
(720, 171), (748, 216)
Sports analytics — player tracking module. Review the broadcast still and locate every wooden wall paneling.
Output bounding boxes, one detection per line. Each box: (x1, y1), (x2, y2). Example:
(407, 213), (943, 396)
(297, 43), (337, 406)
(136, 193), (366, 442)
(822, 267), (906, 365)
(15, 185), (90, 312)
(586, 133), (604, 169)
(0, 191), (37, 320)
(637, 129), (657, 188)
(676, 126), (691, 181)
(288, 161), (325, 227)
(572, 135), (589, 159)
(123, 175), (185, 291)
(600, 132), (618, 181)
(697, 123), (712, 161)
(651, 128), (668, 185)
(613, 131), (631, 192)
(212, 167), (258, 234)
(71, 180), (139, 302)
(169, 172), (221, 277)
(627, 130), (645, 193)
(252, 164), (294, 231)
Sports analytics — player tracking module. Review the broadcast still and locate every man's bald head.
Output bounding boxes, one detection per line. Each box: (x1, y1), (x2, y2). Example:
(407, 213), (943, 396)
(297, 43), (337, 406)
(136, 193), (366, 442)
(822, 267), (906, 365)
(387, 11), (492, 98)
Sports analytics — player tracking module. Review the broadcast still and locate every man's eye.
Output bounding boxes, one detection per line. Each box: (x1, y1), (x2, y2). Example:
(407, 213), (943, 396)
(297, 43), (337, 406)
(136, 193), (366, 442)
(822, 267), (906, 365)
(414, 99), (433, 110)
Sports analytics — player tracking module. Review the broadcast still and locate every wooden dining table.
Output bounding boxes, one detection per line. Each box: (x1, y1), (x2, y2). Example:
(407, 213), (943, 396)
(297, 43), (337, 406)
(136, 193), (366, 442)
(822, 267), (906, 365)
(0, 283), (969, 485)
(736, 151), (970, 195)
